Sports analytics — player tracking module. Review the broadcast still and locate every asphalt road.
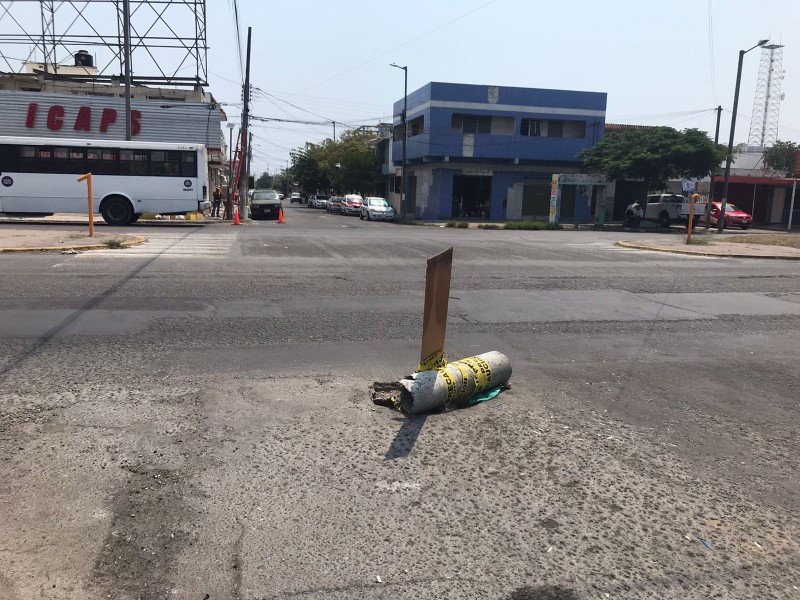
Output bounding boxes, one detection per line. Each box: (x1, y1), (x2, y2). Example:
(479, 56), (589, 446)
(1, 205), (799, 600)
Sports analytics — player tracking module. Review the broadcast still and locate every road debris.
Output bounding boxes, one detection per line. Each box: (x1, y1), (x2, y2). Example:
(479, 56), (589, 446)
(701, 539), (713, 549)
(376, 575), (383, 583)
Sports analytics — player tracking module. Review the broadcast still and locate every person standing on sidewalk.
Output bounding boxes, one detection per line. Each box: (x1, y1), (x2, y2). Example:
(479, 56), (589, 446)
(212, 186), (222, 218)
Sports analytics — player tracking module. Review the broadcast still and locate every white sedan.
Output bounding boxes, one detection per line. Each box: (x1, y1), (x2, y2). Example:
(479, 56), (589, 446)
(360, 197), (395, 221)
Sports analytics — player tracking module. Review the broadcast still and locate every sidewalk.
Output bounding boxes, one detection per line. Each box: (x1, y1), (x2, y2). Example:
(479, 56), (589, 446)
(617, 237), (800, 260)
(0, 224), (145, 252)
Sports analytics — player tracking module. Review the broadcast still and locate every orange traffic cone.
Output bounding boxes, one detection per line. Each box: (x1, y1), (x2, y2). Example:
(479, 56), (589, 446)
(233, 204), (241, 225)
(278, 207), (284, 224)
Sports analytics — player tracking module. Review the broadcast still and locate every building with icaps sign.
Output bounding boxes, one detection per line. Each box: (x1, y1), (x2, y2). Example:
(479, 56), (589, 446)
(0, 76), (225, 193)
(390, 82), (607, 221)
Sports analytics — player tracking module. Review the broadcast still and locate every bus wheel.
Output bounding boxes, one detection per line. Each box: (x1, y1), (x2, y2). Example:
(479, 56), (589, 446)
(101, 196), (133, 226)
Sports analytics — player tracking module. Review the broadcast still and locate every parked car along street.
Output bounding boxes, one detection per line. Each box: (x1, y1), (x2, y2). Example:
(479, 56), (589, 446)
(309, 194), (329, 209)
(250, 189), (282, 220)
(701, 201), (752, 229)
(625, 194), (692, 228)
(341, 194), (364, 216)
(326, 196), (343, 213)
(360, 197), (395, 221)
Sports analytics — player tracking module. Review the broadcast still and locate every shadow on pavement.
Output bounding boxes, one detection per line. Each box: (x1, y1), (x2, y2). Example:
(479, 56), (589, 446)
(384, 414), (428, 461)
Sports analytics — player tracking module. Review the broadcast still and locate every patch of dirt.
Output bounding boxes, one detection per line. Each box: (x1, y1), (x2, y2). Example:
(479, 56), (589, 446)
(508, 585), (580, 600)
(725, 234), (800, 249)
(91, 463), (197, 600)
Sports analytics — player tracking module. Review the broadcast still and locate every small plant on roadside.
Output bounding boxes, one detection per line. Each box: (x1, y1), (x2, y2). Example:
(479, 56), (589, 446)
(686, 236), (711, 245)
(504, 221), (563, 231)
(68, 233), (85, 240)
(104, 239), (124, 249)
(395, 216), (424, 226)
(477, 224), (501, 230)
(445, 220), (469, 228)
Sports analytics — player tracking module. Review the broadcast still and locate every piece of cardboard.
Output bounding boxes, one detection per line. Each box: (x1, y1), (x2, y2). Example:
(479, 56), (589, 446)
(420, 247), (453, 365)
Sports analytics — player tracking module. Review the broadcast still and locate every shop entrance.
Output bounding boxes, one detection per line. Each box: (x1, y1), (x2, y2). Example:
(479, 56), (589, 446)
(452, 175), (492, 219)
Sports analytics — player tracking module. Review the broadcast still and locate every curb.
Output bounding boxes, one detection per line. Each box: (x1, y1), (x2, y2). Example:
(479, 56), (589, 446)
(0, 235), (147, 253)
(615, 241), (800, 260)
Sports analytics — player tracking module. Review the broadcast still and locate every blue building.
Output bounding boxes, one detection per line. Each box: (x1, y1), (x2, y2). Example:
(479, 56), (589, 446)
(391, 82), (607, 221)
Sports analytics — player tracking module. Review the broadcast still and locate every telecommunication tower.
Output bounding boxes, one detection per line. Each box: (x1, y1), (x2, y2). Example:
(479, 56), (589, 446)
(747, 44), (785, 150)
(0, 0), (207, 87)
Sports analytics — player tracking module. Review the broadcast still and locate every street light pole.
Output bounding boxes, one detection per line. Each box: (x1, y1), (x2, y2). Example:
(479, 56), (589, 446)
(719, 39), (768, 232)
(390, 62), (408, 219)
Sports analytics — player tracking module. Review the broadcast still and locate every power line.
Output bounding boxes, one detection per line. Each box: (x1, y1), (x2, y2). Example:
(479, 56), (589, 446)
(228, 0), (244, 83)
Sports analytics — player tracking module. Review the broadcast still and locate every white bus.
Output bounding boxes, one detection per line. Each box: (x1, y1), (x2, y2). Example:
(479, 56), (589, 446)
(0, 136), (210, 225)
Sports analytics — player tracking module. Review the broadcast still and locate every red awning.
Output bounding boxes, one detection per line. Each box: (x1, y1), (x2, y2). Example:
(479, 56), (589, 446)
(713, 175), (796, 186)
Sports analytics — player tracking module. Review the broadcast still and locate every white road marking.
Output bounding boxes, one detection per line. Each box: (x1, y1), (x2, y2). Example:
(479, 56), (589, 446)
(76, 231), (236, 259)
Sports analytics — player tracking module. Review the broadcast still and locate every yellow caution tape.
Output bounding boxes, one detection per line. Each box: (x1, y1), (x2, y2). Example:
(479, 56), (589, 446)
(457, 356), (493, 392)
(418, 350), (447, 372)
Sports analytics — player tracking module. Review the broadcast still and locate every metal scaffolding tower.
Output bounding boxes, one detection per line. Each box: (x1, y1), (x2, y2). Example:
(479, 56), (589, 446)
(747, 43), (785, 150)
(0, 0), (207, 87)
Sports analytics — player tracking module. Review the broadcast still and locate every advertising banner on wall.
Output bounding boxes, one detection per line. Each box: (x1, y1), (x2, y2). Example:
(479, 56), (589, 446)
(0, 90), (221, 149)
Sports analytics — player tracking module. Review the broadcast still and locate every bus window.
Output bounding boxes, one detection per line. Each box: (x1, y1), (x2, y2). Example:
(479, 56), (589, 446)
(19, 146), (37, 172)
(88, 148), (119, 175)
(68, 148), (86, 173)
(0, 144), (20, 171)
(120, 149), (149, 176)
(181, 151), (197, 177)
(52, 147), (71, 174)
(151, 150), (181, 177)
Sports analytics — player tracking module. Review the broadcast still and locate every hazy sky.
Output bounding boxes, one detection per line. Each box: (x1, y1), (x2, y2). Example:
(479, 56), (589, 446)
(204, 0), (798, 176)
(1, 0), (796, 176)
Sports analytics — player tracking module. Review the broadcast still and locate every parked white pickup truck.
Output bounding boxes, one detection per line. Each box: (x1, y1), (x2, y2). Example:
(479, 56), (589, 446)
(624, 194), (706, 228)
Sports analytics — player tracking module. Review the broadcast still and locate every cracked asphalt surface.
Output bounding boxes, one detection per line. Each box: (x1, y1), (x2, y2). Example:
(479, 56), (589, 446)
(1, 206), (799, 599)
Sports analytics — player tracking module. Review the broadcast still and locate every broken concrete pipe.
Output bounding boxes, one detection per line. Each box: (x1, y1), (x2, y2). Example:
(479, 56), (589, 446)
(398, 351), (512, 414)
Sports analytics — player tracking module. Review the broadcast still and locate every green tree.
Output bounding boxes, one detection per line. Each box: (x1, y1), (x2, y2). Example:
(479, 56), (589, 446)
(763, 140), (799, 174)
(255, 171), (273, 189)
(579, 127), (727, 191)
(291, 142), (331, 194)
(289, 129), (378, 195)
(329, 130), (378, 194)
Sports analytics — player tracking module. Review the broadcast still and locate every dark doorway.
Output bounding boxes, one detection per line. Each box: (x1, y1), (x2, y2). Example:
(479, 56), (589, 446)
(522, 183), (550, 219)
(452, 175), (492, 219)
(560, 185), (576, 219)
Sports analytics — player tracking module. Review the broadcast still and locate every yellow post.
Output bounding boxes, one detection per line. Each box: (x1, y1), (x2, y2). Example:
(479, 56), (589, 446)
(76, 173), (94, 238)
(687, 193), (698, 244)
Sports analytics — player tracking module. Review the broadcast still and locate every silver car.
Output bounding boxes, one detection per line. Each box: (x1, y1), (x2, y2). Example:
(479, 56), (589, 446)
(311, 194), (329, 209)
(360, 197), (395, 221)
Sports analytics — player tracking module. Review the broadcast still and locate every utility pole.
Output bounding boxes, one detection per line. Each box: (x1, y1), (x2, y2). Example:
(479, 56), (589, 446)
(333, 121), (336, 142)
(706, 105), (723, 229)
(238, 27), (252, 220)
(390, 63), (408, 219)
(122, 0), (132, 140)
(247, 131), (253, 191)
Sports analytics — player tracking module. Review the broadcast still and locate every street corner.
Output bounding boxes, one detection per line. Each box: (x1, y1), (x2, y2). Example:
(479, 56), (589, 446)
(615, 237), (800, 260)
(0, 229), (147, 253)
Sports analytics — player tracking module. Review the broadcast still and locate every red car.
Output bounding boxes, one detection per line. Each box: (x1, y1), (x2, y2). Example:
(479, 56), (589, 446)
(705, 201), (752, 229)
(326, 196), (343, 213)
